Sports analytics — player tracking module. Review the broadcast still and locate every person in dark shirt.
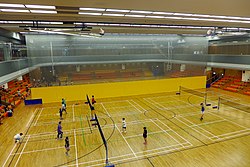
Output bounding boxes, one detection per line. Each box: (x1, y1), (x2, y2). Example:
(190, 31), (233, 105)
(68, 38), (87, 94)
(57, 121), (63, 139)
(200, 103), (205, 121)
(59, 108), (63, 120)
(143, 127), (147, 144)
(65, 136), (70, 156)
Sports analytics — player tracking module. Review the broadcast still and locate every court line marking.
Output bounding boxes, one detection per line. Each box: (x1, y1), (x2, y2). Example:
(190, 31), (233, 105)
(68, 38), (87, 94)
(174, 117), (212, 140)
(68, 143), (192, 167)
(74, 129), (79, 167)
(211, 131), (250, 141)
(180, 116), (219, 139)
(34, 108), (44, 126)
(2, 143), (17, 167)
(157, 119), (192, 146)
(72, 104), (75, 122)
(150, 119), (184, 148)
(26, 108), (37, 128)
(127, 100), (143, 113)
(115, 124), (137, 158)
(188, 119), (225, 128)
(14, 135), (30, 167)
(11, 145), (76, 155)
(124, 130), (169, 139)
(101, 103), (111, 117)
(210, 129), (250, 139)
(130, 100), (147, 112)
(209, 112), (248, 129)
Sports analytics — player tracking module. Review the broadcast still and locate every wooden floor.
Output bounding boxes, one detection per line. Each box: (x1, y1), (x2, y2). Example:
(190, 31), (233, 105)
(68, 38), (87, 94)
(0, 88), (250, 167)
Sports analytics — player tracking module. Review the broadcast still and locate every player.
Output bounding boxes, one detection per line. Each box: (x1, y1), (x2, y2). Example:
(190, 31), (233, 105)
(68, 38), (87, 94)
(200, 103), (205, 121)
(90, 106), (95, 120)
(14, 133), (23, 143)
(91, 95), (96, 105)
(59, 108), (63, 120)
(57, 121), (63, 139)
(62, 98), (66, 108)
(143, 127), (147, 144)
(122, 118), (126, 133)
(65, 136), (70, 156)
(62, 103), (67, 114)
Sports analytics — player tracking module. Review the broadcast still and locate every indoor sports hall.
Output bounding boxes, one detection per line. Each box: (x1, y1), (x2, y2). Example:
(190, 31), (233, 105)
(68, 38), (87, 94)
(0, 1), (250, 167)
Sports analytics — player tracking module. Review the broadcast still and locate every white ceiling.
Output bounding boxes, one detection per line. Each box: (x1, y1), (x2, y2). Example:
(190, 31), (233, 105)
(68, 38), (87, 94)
(0, 0), (250, 34)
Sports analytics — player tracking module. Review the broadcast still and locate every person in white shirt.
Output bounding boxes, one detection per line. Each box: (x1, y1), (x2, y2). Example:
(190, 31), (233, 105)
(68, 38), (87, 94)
(14, 133), (23, 143)
(122, 118), (126, 133)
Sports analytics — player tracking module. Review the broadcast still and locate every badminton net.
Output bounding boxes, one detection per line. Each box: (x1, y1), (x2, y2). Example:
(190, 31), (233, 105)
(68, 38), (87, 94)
(218, 97), (250, 113)
(179, 86), (207, 104)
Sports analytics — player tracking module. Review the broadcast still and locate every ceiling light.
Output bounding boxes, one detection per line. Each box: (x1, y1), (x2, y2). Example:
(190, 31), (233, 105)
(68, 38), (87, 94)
(0, 9), (29, 12)
(22, 21), (33, 24)
(165, 16), (183, 20)
(106, 9), (130, 12)
(152, 12), (173, 15)
(173, 13), (193, 16)
(79, 8), (105, 11)
(78, 12), (102, 15)
(25, 5), (55, 9)
(30, 10), (57, 14)
(0, 3), (25, 8)
(130, 10), (152, 14)
(8, 21), (22, 23)
(125, 14), (146, 18)
(103, 13), (124, 16)
(146, 16), (165, 19)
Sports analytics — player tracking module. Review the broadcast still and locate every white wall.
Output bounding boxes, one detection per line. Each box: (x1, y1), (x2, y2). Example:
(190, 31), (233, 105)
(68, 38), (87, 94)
(242, 70), (250, 82)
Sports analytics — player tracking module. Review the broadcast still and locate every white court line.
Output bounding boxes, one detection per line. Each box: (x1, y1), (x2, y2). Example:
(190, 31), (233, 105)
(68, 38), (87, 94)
(115, 124), (137, 157)
(127, 100), (143, 113)
(11, 145), (76, 155)
(130, 100), (147, 112)
(211, 131), (250, 141)
(150, 119), (184, 148)
(210, 129), (250, 139)
(157, 119), (192, 146)
(181, 116), (219, 139)
(69, 143), (192, 167)
(124, 131), (166, 139)
(175, 117), (212, 140)
(188, 119), (225, 128)
(209, 112), (248, 129)
(74, 129), (79, 167)
(26, 108), (37, 128)
(101, 103), (111, 117)
(2, 143), (17, 167)
(72, 104), (75, 122)
(34, 108), (44, 126)
(14, 135), (30, 167)
(41, 104), (84, 109)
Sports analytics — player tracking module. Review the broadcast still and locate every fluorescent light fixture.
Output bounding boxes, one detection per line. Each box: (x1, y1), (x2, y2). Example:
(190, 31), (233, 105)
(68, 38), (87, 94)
(78, 12), (102, 15)
(0, 3), (25, 8)
(173, 13), (192, 16)
(40, 21), (63, 24)
(165, 16), (183, 20)
(152, 12), (173, 15)
(106, 9), (130, 12)
(130, 10), (152, 14)
(79, 8), (105, 11)
(0, 9), (29, 12)
(181, 17), (200, 20)
(22, 21), (33, 24)
(125, 14), (146, 18)
(103, 13), (124, 17)
(146, 15), (165, 19)
(8, 21), (22, 23)
(30, 10), (57, 14)
(25, 5), (55, 9)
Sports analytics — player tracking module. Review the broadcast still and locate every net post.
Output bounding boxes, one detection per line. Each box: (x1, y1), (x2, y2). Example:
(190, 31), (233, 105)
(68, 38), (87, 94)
(218, 97), (220, 111)
(204, 92), (207, 106)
